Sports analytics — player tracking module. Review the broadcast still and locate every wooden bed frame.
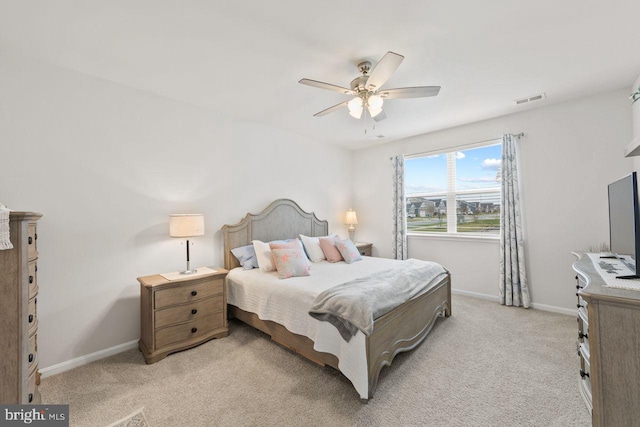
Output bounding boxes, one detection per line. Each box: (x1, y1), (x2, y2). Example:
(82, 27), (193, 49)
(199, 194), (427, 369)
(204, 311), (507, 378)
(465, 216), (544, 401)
(221, 199), (451, 401)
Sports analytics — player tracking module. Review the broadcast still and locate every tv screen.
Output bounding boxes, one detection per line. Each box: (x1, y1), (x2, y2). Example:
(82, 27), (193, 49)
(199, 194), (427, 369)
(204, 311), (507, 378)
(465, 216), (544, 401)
(608, 172), (640, 273)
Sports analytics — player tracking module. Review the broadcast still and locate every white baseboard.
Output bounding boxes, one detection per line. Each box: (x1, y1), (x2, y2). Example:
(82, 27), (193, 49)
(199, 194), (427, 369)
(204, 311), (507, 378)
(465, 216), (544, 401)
(39, 339), (139, 379)
(451, 288), (577, 316)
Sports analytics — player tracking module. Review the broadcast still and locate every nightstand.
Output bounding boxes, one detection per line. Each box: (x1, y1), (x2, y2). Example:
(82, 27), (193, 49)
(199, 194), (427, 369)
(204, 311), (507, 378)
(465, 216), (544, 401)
(355, 242), (373, 256)
(138, 268), (228, 364)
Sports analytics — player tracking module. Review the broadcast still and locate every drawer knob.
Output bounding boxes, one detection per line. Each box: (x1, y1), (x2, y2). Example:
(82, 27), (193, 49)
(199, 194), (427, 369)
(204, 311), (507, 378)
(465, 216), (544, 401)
(191, 290), (197, 296)
(28, 393), (33, 403)
(28, 237), (33, 245)
(191, 327), (197, 333)
(28, 314), (34, 323)
(580, 369), (590, 379)
(29, 275), (34, 284)
(28, 354), (33, 363)
(576, 304), (581, 309)
(576, 284), (580, 290)
(191, 309), (197, 315)
(579, 332), (588, 340)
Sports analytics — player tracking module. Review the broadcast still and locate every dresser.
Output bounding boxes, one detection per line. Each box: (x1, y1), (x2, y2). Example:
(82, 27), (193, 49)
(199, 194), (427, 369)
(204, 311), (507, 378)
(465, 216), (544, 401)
(573, 254), (640, 426)
(138, 269), (228, 364)
(0, 212), (42, 404)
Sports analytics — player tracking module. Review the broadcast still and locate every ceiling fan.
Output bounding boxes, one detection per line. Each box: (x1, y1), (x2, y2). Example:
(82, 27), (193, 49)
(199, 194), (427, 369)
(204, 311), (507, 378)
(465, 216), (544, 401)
(299, 51), (440, 122)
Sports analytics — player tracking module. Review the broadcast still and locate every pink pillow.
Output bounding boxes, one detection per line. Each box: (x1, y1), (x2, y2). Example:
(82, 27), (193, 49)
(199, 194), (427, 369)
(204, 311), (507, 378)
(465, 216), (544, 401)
(269, 239), (310, 266)
(319, 237), (343, 263)
(272, 248), (310, 279)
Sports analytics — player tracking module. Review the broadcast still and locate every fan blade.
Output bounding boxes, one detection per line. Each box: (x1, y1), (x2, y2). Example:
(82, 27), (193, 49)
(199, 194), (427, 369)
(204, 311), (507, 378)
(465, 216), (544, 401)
(379, 86), (441, 99)
(299, 78), (354, 95)
(373, 110), (387, 122)
(365, 52), (404, 91)
(313, 101), (349, 117)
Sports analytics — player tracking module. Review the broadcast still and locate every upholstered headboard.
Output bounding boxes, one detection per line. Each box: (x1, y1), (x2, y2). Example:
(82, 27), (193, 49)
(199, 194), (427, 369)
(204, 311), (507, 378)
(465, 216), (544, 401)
(221, 199), (329, 270)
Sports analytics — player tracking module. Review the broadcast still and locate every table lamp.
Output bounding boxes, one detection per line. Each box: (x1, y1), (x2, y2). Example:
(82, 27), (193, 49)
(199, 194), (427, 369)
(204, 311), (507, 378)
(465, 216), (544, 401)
(345, 209), (358, 241)
(169, 214), (205, 274)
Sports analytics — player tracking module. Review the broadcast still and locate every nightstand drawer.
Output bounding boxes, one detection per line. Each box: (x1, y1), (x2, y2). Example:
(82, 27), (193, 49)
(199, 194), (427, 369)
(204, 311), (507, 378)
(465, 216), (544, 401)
(155, 296), (224, 329)
(155, 314), (224, 348)
(155, 278), (223, 309)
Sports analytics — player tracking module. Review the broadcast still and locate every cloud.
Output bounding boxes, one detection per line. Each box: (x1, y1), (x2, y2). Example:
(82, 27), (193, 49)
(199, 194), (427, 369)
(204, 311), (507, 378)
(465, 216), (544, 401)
(459, 176), (500, 183)
(481, 158), (501, 169)
(455, 152), (465, 159)
(405, 183), (446, 194)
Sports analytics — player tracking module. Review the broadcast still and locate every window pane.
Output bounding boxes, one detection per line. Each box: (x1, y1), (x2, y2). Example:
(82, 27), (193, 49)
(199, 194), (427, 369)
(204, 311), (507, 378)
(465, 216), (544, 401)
(406, 196), (448, 233)
(455, 144), (502, 191)
(455, 192), (501, 234)
(405, 155), (448, 196)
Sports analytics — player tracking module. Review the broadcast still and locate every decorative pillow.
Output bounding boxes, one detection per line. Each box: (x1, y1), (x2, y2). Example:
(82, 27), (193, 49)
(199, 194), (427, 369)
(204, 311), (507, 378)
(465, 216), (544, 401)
(335, 237), (362, 264)
(319, 237), (343, 263)
(231, 244), (259, 270)
(252, 240), (277, 272)
(300, 234), (337, 262)
(269, 239), (311, 267)
(271, 248), (310, 279)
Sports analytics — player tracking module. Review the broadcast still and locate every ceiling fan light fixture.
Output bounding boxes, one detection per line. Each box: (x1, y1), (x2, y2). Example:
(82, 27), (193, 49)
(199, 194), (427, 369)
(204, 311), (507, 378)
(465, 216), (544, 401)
(367, 94), (383, 117)
(348, 97), (363, 119)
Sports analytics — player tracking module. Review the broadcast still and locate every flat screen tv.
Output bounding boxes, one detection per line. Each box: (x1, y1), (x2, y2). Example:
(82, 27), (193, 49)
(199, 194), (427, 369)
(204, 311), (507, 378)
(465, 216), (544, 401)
(608, 171), (640, 277)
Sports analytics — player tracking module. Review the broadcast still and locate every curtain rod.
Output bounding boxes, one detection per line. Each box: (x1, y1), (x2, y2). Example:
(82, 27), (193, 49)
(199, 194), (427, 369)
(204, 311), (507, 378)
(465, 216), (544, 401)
(391, 132), (525, 160)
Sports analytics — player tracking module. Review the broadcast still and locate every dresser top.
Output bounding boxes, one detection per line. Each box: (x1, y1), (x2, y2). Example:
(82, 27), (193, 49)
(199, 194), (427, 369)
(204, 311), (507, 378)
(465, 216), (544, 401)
(137, 268), (228, 287)
(8, 212), (42, 220)
(573, 253), (640, 305)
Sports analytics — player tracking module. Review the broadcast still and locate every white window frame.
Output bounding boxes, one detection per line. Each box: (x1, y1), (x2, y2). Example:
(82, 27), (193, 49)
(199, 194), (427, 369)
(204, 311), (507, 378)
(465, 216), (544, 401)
(405, 140), (502, 239)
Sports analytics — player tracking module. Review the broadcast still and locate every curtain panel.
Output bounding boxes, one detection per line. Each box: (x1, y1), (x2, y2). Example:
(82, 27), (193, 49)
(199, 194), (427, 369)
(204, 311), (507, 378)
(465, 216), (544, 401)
(392, 155), (408, 260)
(499, 134), (530, 307)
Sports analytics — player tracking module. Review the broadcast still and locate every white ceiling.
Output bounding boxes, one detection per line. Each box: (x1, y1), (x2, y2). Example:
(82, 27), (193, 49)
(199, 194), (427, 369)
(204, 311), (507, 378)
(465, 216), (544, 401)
(2, 1), (640, 150)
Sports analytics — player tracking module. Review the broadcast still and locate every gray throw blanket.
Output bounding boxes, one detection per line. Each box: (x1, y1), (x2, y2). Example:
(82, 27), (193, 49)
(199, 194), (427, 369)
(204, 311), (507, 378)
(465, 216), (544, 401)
(309, 259), (448, 341)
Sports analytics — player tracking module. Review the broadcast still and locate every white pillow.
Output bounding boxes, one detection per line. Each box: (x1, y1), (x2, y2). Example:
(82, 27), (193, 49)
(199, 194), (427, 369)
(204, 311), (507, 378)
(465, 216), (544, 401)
(252, 240), (276, 272)
(300, 234), (337, 263)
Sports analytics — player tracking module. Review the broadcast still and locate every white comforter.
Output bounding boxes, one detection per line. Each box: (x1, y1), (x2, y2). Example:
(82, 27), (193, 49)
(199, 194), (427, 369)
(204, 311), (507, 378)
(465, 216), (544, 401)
(226, 256), (406, 399)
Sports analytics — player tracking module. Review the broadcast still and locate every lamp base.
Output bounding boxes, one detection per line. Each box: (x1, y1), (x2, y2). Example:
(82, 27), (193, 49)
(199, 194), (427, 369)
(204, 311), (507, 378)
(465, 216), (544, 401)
(179, 269), (198, 275)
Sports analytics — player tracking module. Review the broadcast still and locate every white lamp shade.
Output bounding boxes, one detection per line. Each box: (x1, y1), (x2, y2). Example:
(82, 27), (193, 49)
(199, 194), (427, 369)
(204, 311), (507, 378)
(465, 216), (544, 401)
(348, 97), (363, 119)
(345, 210), (358, 225)
(367, 94), (383, 117)
(169, 214), (205, 237)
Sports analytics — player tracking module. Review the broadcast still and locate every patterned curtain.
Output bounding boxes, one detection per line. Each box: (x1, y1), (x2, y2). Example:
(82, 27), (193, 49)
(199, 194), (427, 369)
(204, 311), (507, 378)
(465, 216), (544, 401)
(499, 134), (530, 307)
(392, 155), (408, 260)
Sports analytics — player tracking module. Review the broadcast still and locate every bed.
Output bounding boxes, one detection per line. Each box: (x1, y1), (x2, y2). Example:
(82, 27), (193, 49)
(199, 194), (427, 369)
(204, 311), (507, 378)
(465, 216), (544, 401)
(221, 199), (451, 401)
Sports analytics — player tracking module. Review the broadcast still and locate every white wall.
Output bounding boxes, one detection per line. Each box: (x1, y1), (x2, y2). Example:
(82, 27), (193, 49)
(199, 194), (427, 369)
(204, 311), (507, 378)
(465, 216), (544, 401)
(353, 89), (633, 312)
(0, 50), (353, 369)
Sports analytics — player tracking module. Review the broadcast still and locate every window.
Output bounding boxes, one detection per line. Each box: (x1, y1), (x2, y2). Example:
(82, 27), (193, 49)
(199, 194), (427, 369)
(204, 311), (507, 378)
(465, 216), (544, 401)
(405, 142), (502, 235)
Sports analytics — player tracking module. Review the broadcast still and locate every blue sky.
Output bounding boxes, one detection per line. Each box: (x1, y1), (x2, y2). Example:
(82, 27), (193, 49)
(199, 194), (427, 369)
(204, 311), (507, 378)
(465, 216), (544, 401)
(405, 143), (502, 195)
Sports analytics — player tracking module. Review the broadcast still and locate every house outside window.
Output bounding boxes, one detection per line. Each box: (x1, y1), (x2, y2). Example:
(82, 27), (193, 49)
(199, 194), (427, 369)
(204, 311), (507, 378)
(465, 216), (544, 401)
(405, 142), (502, 235)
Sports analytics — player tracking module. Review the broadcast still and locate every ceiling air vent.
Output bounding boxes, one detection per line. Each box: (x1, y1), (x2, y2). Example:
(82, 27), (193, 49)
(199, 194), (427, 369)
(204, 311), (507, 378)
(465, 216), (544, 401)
(514, 93), (546, 106)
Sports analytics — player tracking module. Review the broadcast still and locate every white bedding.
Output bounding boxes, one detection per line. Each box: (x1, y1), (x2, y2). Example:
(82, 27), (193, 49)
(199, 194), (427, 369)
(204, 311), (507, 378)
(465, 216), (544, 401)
(226, 256), (406, 399)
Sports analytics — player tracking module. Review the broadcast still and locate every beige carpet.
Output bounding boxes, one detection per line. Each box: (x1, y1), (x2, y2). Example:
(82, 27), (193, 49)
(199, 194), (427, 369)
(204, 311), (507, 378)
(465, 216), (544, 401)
(40, 295), (590, 426)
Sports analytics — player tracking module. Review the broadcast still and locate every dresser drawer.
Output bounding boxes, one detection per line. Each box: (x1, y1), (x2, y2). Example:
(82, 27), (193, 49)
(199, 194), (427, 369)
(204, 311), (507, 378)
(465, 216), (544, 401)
(26, 369), (41, 404)
(27, 223), (37, 260)
(27, 296), (38, 336)
(28, 261), (38, 297)
(579, 343), (592, 395)
(155, 313), (224, 348)
(155, 296), (224, 329)
(27, 333), (37, 374)
(155, 278), (223, 309)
